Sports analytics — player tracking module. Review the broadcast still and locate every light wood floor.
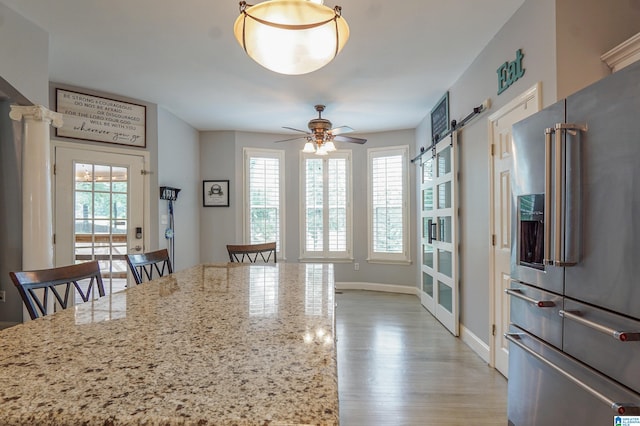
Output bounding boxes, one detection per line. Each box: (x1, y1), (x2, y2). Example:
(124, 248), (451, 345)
(336, 290), (507, 426)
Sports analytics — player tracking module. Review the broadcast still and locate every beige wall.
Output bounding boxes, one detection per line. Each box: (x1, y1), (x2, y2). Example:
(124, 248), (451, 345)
(157, 107), (201, 271)
(0, 3), (48, 106)
(556, 0), (640, 99)
(199, 130), (238, 263)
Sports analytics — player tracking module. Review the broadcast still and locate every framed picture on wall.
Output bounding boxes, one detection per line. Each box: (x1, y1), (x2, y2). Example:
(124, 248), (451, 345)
(203, 180), (229, 207)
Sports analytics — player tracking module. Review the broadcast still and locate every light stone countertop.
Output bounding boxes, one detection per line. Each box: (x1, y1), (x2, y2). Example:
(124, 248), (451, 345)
(0, 263), (338, 425)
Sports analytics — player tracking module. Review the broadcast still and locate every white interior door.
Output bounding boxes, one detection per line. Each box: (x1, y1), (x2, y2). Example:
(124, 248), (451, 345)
(489, 84), (540, 377)
(55, 145), (147, 296)
(420, 133), (459, 336)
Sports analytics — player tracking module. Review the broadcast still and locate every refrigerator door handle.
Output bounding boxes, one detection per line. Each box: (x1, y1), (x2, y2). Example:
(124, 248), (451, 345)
(553, 126), (563, 265)
(556, 123), (587, 266)
(505, 333), (640, 415)
(505, 288), (556, 308)
(543, 127), (554, 265)
(560, 310), (640, 342)
(545, 123), (587, 266)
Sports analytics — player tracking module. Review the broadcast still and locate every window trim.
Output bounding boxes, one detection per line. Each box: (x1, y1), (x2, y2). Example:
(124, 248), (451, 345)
(367, 145), (411, 264)
(299, 149), (353, 261)
(243, 147), (286, 259)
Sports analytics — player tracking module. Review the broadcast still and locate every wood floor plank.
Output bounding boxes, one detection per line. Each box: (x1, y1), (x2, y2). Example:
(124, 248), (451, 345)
(336, 290), (507, 425)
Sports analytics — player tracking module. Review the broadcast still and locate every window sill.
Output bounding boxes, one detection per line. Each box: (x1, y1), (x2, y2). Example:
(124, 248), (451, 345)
(298, 257), (354, 264)
(366, 259), (412, 266)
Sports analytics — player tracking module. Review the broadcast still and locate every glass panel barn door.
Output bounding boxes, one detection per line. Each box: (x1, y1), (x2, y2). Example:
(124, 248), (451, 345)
(420, 134), (459, 336)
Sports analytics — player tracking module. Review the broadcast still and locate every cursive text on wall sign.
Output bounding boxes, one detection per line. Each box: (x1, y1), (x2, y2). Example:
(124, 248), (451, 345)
(55, 88), (146, 147)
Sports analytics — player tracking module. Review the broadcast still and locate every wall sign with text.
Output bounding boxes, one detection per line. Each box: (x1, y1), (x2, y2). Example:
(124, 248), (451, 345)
(55, 88), (146, 147)
(430, 92), (450, 145)
(497, 49), (525, 95)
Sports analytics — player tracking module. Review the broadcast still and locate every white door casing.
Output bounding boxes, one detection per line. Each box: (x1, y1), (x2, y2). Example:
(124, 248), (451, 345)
(488, 83), (541, 377)
(54, 143), (149, 295)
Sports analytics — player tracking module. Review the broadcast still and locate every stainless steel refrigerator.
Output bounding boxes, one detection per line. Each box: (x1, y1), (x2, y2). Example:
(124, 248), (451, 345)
(507, 59), (640, 425)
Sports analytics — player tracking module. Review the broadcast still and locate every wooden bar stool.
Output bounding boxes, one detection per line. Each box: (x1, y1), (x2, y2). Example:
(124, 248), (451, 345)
(126, 249), (173, 284)
(10, 260), (106, 320)
(226, 242), (277, 263)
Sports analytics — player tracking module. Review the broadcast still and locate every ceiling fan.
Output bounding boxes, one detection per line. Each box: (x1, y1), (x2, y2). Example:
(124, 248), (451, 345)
(276, 105), (367, 155)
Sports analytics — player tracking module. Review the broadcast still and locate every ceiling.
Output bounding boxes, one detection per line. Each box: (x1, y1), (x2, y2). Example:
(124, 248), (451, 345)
(1, 0), (524, 135)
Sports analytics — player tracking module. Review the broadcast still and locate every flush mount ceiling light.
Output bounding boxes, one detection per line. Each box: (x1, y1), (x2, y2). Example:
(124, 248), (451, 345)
(234, 0), (350, 75)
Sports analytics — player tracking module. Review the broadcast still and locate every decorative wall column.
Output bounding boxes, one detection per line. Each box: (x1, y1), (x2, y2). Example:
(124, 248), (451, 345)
(9, 105), (63, 271)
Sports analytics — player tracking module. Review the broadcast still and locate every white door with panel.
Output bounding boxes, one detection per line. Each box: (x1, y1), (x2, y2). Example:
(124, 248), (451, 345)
(55, 146), (146, 296)
(489, 84), (540, 377)
(420, 133), (459, 336)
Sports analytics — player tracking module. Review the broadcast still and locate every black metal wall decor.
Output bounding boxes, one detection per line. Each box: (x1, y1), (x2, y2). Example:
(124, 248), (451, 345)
(160, 186), (181, 201)
(159, 186), (181, 268)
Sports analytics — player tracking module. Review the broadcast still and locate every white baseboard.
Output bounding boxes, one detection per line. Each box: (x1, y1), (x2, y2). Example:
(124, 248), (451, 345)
(460, 324), (490, 364)
(335, 282), (419, 296)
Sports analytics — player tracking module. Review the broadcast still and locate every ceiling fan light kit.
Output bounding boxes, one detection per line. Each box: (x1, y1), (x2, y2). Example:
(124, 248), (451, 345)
(234, 0), (350, 75)
(324, 141), (337, 152)
(315, 145), (329, 155)
(303, 142), (316, 153)
(275, 105), (367, 155)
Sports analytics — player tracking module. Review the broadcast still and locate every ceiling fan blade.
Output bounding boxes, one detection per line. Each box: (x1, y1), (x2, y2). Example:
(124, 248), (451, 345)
(282, 126), (310, 134)
(274, 135), (308, 143)
(330, 126), (354, 135)
(334, 135), (367, 144)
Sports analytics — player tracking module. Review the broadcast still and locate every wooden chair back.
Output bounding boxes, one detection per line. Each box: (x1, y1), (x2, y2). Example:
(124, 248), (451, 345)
(126, 249), (173, 284)
(226, 242), (277, 263)
(9, 260), (106, 320)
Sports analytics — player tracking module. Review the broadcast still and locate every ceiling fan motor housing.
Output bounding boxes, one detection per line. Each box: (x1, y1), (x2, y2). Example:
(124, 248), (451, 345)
(309, 105), (333, 144)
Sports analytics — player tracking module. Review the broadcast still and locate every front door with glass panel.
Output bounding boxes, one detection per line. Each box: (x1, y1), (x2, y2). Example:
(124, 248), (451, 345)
(55, 146), (146, 297)
(420, 134), (459, 336)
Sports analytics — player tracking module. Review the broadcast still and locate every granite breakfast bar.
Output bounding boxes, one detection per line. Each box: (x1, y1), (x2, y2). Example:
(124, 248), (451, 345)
(0, 263), (338, 425)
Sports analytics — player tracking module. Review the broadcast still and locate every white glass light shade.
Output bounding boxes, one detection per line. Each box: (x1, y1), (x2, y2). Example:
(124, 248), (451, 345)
(303, 142), (316, 153)
(315, 144), (328, 155)
(234, 0), (350, 75)
(324, 141), (336, 151)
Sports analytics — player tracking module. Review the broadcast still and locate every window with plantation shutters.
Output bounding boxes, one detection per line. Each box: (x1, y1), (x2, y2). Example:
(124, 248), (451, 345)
(368, 146), (410, 263)
(301, 151), (352, 260)
(244, 148), (285, 256)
